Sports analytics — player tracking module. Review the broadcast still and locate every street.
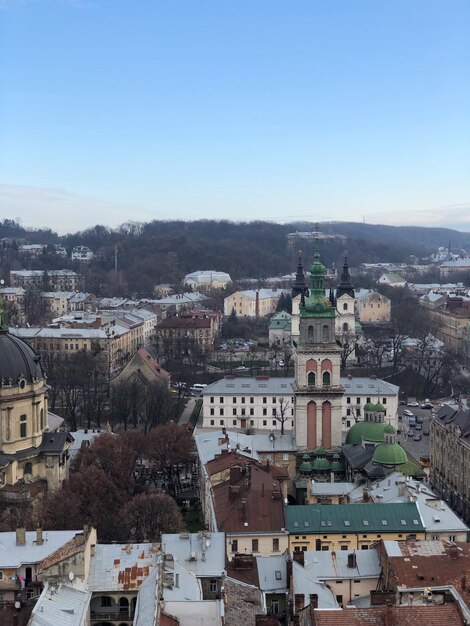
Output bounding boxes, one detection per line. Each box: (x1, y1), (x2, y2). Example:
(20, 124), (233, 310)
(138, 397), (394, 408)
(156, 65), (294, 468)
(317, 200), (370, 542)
(396, 404), (434, 462)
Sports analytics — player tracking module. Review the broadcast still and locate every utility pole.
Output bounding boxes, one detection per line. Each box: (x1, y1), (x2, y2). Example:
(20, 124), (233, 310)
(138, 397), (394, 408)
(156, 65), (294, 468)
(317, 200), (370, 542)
(114, 246), (118, 283)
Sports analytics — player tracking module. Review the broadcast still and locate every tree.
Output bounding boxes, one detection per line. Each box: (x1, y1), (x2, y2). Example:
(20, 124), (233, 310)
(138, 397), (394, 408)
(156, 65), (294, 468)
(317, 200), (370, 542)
(145, 423), (193, 489)
(276, 293), (292, 314)
(122, 493), (185, 541)
(274, 397), (291, 435)
(23, 286), (46, 325)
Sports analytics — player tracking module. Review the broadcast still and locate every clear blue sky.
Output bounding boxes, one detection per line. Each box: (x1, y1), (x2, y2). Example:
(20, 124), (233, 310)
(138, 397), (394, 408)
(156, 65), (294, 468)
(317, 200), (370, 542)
(1, 0), (469, 234)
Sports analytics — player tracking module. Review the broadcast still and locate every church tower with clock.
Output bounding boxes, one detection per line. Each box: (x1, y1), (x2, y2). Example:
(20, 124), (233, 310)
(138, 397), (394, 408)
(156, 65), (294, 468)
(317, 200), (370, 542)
(293, 246), (344, 450)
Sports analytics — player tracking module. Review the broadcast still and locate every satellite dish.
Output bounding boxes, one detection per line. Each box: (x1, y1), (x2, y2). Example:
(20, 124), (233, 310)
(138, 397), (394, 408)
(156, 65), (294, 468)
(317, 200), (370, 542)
(14, 601), (21, 609)
(68, 571), (75, 581)
(205, 540), (211, 548)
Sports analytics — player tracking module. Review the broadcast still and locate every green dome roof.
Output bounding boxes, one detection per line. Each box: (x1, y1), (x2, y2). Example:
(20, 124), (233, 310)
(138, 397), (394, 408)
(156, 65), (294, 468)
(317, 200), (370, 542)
(299, 461), (312, 473)
(384, 423), (396, 434)
(364, 402), (385, 412)
(372, 442), (407, 466)
(302, 453), (311, 461)
(345, 420), (389, 445)
(314, 447), (327, 456)
(331, 460), (344, 472)
(311, 458), (331, 471)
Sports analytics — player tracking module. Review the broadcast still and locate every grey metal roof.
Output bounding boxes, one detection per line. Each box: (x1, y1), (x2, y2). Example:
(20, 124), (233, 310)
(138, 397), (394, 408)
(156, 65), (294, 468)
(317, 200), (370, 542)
(29, 582), (91, 626)
(202, 376), (398, 397)
(299, 549), (381, 580)
(311, 482), (356, 496)
(292, 561), (338, 608)
(88, 543), (159, 592)
(133, 564), (158, 626)
(161, 532), (225, 577)
(0, 530), (79, 568)
(256, 556), (287, 592)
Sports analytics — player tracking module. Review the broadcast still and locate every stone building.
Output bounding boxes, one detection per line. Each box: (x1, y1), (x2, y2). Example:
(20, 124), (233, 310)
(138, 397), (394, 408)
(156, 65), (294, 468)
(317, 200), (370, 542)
(355, 290), (391, 324)
(430, 402), (470, 525)
(0, 315), (72, 493)
(10, 269), (81, 291)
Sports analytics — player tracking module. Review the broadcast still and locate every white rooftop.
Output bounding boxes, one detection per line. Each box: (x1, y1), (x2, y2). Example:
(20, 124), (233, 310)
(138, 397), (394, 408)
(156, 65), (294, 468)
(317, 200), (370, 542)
(29, 582), (91, 626)
(311, 482), (356, 496)
(299, 549), (381, 580)
(256, 556), (287, 592)
(292, 561), (339, 608)
(88, 543), (159, 592)
(0, 530), (79, 568)
(162, 532), (225, 578)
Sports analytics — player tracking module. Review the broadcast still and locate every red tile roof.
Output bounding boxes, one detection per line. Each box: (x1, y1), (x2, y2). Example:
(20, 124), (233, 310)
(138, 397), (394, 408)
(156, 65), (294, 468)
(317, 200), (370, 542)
(212, 463), (285, 533)
(137, 348), (171, 383)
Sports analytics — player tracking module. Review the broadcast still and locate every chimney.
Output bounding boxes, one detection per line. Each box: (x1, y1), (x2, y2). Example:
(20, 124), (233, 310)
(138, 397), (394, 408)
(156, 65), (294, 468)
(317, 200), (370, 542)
(293, 551), (305, 566)
(36, 526), (43, 546)
(347, 552), (357, 569)
(16, 527), (26, 546)
(230, 466), (242, 485)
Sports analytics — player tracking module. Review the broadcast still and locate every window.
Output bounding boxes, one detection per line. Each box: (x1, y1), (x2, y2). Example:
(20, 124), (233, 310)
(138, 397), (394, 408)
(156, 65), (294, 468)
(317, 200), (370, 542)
(250, 409), (254, 416)
(308, 371), (315, 385)
(343, 323), (348, 332)
(210, 578), (218, 593)
(252, 539), (259, 552)
(220, 420), (224, 425)
(210, 408), (215, 416)
(233, 397), (236, 403)
(219, 408), (224, 416)
(220, 397), (224, 403)
(322, 325), (329, 341)
(210, 420), (215, 426)
(347, 397), (351, 404)
(272, 397), (276, 403)
(273, 538), (279, 551)
(322, 371), (330, 386)
(233, 408), (237, 416)
(40, 408), (44, 430)
(20, 415), (27, 438)
(241, 397), (245, 404)
(263, 397), (267, 404)
(24, 462), (32, 475)
(383, 397), (387, 404)
(272, 409), (277, 417)
(232, 540), (238, 552)
(283, 453), (289, 461)
(346, 408), (351, 416)
(367, 397), (371, 403)
(263, 420), (267, 426)
(263, 408), (267, 416)
(101, 596), (112, 607)
(449, 535), (456, 541)
(356, 397), (360, 404)
(241, 409), (246, 416)
(308, 325), (314, 338)
(250, 397), (254, 403)
(232, 420), (237, 426)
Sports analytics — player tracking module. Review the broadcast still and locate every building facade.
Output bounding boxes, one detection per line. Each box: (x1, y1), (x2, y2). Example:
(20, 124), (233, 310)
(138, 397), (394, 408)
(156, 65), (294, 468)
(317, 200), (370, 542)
(224, 289), (284, 318)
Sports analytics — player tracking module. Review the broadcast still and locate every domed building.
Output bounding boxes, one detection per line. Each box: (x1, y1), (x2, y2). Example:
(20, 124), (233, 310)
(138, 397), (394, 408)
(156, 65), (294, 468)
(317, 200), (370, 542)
(343, 402), (423, 480)
(0, 307), (71, 492)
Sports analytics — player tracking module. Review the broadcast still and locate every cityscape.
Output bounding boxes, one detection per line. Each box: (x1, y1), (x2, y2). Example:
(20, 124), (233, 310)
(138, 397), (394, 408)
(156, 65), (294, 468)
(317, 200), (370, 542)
(1, 1), (470, 625)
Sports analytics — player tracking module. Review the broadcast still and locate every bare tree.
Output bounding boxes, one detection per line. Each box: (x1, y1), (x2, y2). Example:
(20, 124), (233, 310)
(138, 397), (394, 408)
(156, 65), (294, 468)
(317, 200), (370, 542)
(274, 397), (291, 435)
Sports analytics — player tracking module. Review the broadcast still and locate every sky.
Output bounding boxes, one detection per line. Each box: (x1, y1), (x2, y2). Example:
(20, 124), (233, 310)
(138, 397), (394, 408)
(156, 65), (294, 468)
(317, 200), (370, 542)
(0, 0), (469, 234)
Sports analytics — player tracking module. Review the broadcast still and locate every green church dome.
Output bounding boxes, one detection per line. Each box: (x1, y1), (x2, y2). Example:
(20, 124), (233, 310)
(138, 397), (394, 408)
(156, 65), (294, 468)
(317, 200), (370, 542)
(314, 447), (327, 456)
(384, 423), (396, 435)
(364, 402), (376, 411)
(302, 453), (311, 461)
(373, 402), (385, 412)
(331, 459), (344, 472)
(299, 461), (312, 473)
(364, 402), (385, 413)
(345, 420), (389, 445)
(311, 457), (331, 472)
(372, 442), (407, 466)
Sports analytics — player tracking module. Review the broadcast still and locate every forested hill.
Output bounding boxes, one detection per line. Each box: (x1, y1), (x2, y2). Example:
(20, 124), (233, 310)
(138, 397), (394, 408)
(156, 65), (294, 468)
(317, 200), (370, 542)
(1, 218), (469, 297)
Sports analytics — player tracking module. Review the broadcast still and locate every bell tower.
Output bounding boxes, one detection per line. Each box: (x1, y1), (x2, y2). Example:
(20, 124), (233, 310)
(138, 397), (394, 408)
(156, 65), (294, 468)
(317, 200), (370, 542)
(293, 245), (344, 450)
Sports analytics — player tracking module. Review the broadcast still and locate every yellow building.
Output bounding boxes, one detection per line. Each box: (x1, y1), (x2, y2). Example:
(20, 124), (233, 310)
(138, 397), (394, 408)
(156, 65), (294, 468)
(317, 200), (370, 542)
(285, 502), (425, 552)
(0, 320), (71, 492)
(224, 289), (284, 318)
(355, 290), (391, 324)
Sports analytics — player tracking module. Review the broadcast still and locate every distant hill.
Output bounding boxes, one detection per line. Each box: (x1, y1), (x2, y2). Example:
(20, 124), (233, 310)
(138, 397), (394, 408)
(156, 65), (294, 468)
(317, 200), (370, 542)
(1, 218), (469, 297)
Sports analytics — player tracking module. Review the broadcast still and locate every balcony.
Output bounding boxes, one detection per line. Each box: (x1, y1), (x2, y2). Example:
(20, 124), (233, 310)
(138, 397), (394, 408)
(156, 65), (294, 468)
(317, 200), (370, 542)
(90, 611), (134, 622)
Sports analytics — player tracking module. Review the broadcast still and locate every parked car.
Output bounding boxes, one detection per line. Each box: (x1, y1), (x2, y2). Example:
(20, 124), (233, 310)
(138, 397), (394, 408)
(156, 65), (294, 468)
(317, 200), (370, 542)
(403, 409), (414, 417)
(235, 366), (249, 372)
(423, 429), (430, 436)
(278, 360), (285, 367)
(413, 434), (422, 441)
(407, 401), (420, 407)
(416, 416), (423, 424)
(408, 430), (414, 436)
(421, 402), (433, 409)
(415, 424), (422, 431)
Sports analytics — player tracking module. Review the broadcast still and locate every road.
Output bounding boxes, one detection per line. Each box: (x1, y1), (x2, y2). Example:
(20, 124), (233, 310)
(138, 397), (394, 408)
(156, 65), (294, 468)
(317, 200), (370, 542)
(396, 404), (434, 461)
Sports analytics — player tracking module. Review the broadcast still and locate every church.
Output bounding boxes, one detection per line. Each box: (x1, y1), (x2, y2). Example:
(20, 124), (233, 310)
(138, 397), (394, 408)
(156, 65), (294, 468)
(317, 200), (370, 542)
(201, 244), (399, 449)
(0, 303), (71, 495)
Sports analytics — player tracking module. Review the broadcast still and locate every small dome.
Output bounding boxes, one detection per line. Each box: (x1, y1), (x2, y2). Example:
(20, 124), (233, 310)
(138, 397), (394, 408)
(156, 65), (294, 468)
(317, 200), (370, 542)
(384, 423), (396, 434)
(314, 447), (327, 456)
(364, 402), (376, 412)
(373, 403), (385, 412)
(331, 459), (344, 472)
(345, 420), (389, 445)
(312, 457), (331, 472)
(299, 461), (312, 474)
(302, 453), (311, 461)
(0, 330), (43, 386)
(372, 443), (407, 466)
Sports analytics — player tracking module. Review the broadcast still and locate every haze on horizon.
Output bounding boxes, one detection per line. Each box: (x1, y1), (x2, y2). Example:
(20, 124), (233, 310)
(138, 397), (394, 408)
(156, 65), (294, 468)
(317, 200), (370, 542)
(1, 1), (469, 235)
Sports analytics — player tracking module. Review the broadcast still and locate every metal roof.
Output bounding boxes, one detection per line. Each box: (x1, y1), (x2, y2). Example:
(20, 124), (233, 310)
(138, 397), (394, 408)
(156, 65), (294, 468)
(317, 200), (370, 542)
(256, 556), (287, 592)
(300, 549), (381, 580)
(133, 565), (158, 626)
(285, 502), (424, 534)
(29, 582), (91, 626)
(161, 532), (225, 578)
(88, 543), (159, 592)
(0, 530), (79, 568)
(292, 561), (339, 608)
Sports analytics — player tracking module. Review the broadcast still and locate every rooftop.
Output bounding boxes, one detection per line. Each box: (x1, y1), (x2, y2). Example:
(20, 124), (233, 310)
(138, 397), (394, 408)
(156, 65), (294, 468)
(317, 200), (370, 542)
(297, 548), (381, 580)
(29, 582), (91, 626)
(88, 543), (159, 592)
(0, 530), (79, 568)
(311, 604), (465, 626)
(161, 532), (225, 577)
(285, 502), (424, 534)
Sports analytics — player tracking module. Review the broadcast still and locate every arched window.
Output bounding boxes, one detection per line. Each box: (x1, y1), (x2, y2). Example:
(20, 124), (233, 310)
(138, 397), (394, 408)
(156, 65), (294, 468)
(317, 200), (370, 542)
(308, 372), (315, 386)
(343, 303), (347, 311)
(322, 371), (331, 386)
(322, 325), (329, 342)
(119, 598), (129, 614)
(24, 462), (32, 475)
(343, 322), (348, 333)
(308, 325), (314, 339)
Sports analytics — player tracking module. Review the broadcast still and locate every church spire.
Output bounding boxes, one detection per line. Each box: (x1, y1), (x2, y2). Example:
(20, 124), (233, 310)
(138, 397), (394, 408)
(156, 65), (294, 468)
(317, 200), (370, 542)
(335, 250), (354, 299)
(292, 249), (309, 299)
